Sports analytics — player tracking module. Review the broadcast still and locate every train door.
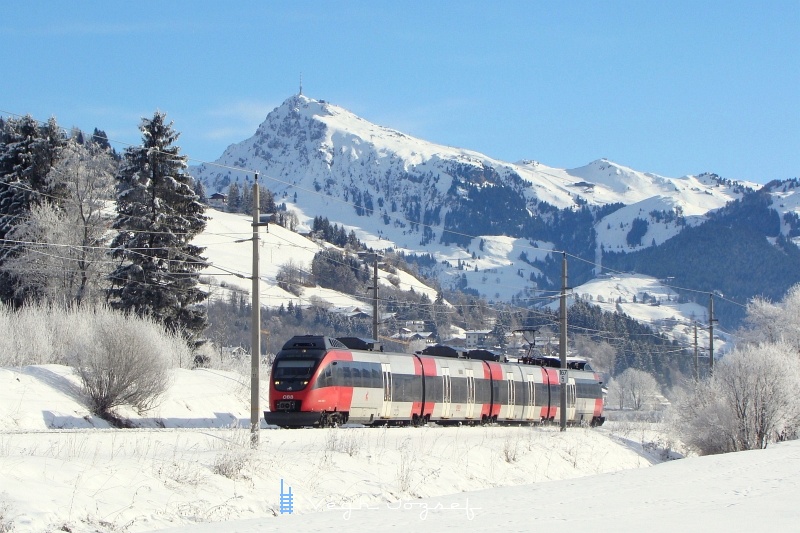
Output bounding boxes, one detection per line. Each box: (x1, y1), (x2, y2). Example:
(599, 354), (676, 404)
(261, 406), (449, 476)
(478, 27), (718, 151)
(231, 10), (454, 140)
(380, 362), (392, 419)
(465, 368), (476, 418)
(506, 371), (516, 419)
(566, 377), (577, 423)
(523, 374), (536, 420)
(442, 367), (452, 418)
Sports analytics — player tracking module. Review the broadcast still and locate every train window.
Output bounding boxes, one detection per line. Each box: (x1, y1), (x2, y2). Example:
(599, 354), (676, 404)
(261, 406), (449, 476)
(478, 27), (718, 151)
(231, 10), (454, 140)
(274, 359), (316, 379)
(342, 365), (352, 387)
(316, 364), (333, 388)
(371, 367), (381, 388)
(351, 365), (362, 387)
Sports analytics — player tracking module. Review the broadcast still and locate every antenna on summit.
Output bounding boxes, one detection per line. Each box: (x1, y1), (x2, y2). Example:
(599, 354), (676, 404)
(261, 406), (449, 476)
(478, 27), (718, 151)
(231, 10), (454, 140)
(299, 73), (303, 96)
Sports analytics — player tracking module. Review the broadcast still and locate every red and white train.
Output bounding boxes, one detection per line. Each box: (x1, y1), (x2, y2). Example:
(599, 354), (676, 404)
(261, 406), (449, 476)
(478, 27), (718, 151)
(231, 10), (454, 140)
(264, 335), (605, 428)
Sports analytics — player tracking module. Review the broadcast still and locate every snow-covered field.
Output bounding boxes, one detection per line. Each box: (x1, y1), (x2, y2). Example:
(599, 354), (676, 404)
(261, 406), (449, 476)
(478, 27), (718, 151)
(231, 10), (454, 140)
(1, 365), (798, 532)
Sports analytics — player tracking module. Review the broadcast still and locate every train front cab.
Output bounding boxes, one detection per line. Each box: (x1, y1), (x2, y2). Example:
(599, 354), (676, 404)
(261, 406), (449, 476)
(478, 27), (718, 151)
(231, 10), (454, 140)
(265, 336), (354, 427)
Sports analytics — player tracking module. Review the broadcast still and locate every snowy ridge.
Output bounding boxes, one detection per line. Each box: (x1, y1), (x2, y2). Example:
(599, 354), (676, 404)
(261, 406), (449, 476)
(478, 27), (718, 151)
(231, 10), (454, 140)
(193, 95), (754, 213)
(190, 94), (795, 311)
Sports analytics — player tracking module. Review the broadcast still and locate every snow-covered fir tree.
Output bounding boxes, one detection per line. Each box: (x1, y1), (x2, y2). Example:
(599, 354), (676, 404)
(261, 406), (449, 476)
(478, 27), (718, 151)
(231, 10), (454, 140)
(108, 112), (208, 345)
(0, 115), (66, 305)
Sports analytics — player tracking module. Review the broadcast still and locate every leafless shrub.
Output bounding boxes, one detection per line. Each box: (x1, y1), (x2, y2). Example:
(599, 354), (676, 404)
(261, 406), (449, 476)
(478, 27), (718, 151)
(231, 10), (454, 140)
(70, 310), (171, 417)
(324, 429), (362, 457)
(213, 449), (251, 480)
(396, 450), (413, 492)
(0, 495), (14, 533)
(212, 429), (256, 480)
(502, 432), (520, 463)
(155, 451), (207, 487)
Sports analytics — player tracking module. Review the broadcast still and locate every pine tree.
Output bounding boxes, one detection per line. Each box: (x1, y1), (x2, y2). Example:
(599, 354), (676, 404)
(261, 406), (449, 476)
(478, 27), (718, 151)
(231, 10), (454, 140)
(108, 112), (208, 344)
(227, 182), (241, 213)
(193, 179), (207, 204)
(259, 186), (276, 213)
(0, 115), (66, 304)
(240, 183), (252, 214)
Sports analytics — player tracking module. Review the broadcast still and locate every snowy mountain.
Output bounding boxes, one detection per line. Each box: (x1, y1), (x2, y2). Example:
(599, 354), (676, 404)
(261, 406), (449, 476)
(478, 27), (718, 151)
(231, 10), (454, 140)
(190, 95), (800, 328)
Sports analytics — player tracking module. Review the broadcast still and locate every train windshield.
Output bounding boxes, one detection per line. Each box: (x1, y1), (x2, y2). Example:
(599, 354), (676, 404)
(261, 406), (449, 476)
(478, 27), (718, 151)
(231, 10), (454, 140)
(272, 357), (322, 392)
(274, 359), (317, 379)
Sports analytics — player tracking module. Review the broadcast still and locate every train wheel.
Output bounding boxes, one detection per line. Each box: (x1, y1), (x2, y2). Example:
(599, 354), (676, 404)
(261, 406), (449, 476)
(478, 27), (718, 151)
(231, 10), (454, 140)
(322, 412), (344, 428)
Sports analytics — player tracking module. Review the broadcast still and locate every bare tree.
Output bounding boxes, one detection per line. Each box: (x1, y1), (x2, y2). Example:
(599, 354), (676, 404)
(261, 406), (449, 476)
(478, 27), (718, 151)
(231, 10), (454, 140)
(741, 285), (800, 352)
(573, 335), (617, 376)
(276, 258), (305, 296)
(1, 139), (115, 305)
(677, 343), (800, 454)
(742, 296), (784, 345)
(608, 368), (660, 410)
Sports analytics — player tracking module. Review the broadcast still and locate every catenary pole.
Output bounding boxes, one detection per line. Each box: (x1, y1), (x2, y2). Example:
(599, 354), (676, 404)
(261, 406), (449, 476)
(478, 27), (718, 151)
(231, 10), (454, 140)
(373, 255), (379, 341)
(560, 252), (568, 432)
(250, 174), (261, 448)
(709, 293), (715, 374)
(694, 321), (699, 381)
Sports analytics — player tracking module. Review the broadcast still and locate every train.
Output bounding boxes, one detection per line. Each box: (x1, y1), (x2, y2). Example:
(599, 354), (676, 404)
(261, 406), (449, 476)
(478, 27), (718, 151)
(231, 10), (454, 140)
(263, 335), (605, 428)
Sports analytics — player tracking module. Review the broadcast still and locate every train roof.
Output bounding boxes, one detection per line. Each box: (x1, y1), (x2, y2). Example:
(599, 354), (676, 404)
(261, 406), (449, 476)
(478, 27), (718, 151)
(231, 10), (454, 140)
(336, 337), (382, 351)
(419, 344), (503, 361)
(279, 335), (347, 351)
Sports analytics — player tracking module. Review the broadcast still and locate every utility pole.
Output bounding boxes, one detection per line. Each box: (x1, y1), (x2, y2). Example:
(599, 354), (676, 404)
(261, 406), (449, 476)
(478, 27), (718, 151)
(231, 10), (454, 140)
(693, 321), (699, 381)
(559, 252), (568, 432)
(708, 293), (716, 374)
(250, 174), (268, 448)
(372, 255), (379, 341)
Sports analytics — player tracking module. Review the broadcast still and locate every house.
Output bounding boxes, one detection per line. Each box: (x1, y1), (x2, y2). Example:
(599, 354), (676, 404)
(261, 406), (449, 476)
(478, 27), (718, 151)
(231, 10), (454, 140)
(404, 320), (426, 333)
(209, 192), (227, 209)
(328, 305), (372, 320)
(221, 346), (248, 359)
(393, 330), (436, 344)
(465, 330), (492, 349)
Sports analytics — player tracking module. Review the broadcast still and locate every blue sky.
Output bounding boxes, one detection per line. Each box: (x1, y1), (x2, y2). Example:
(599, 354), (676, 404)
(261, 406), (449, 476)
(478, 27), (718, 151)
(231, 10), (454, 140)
(2, 1), (797, 184)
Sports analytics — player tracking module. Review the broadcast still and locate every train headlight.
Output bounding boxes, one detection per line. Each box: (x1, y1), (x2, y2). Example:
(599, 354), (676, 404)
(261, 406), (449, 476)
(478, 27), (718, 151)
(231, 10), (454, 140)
(303, 380), (308, 385)
(274, 380), (280, 385)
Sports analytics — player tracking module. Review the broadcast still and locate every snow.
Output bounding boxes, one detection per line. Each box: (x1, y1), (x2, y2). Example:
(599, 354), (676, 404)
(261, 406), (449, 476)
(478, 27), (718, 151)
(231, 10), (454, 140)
(2, 364), (798, 532)
(568, 273), (732, 354)
(190, 95), (767, 306)
(196, 207), (439, 311)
